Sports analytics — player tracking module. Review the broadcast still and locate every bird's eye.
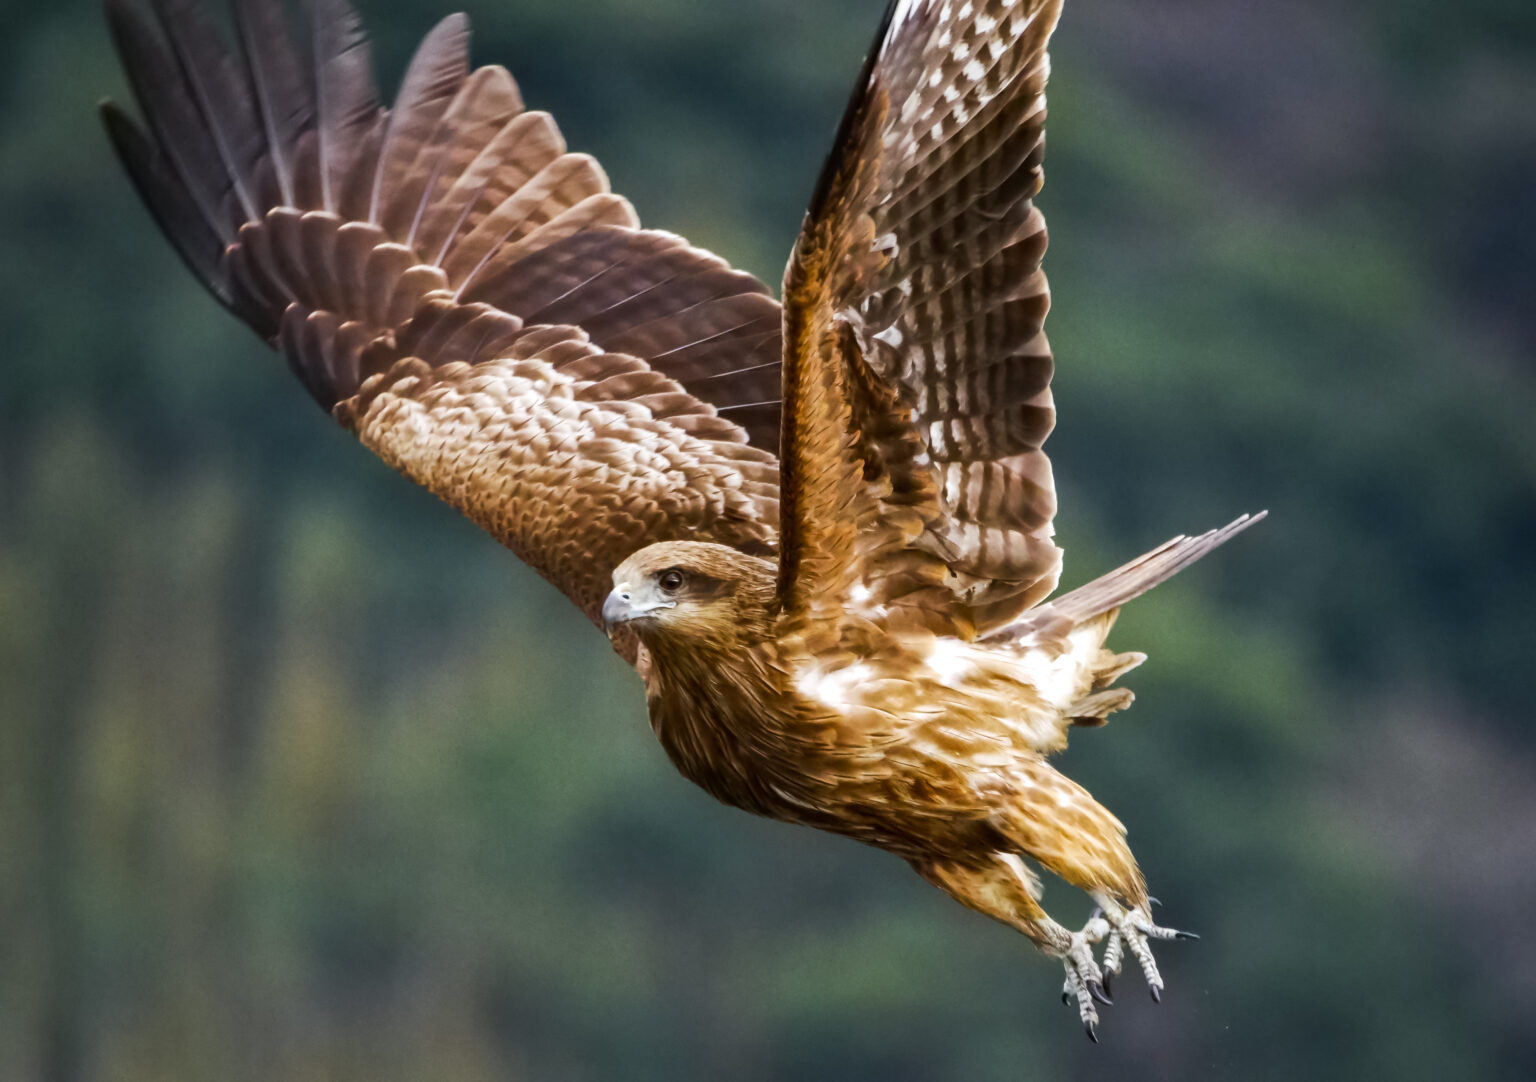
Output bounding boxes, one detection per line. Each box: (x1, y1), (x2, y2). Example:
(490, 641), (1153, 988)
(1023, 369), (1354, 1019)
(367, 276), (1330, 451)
(658, 568), (685, 592)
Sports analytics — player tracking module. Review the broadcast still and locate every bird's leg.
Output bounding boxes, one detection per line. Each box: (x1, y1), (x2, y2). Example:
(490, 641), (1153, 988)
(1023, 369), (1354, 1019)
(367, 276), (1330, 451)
(1060, 909), (1112, 1011)
(914, 853), (1112, 1040)
(1091, 894), (1197, 1001)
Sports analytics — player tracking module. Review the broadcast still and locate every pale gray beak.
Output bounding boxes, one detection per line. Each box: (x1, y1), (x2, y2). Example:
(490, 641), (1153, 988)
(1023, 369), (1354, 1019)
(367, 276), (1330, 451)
(601, 586), (635, 632)
(602, 582), (674, 633)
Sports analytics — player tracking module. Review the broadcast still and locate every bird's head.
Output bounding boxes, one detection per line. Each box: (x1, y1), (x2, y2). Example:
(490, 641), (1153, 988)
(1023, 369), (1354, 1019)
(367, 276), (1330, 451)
(603, 541), (776, 651)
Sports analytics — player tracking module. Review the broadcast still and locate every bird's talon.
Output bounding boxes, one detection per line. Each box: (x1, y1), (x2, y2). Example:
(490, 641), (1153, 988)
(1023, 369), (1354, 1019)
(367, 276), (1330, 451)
(1084, 1020), (1098, 1044)
(1101, 927), (1126, 985)
(1085, 898), (1195, 1006)
(1058, 924), (1107, 1035)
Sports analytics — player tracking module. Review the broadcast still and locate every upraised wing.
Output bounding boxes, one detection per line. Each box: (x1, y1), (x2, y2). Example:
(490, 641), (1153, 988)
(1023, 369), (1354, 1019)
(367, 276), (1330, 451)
(102, 0), (785, 652)
(779, 0), (1065, 637)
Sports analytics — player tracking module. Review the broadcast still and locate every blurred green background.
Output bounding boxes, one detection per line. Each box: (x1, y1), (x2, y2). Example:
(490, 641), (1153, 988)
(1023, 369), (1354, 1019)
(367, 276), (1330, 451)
(2, 0), (1534, 1078)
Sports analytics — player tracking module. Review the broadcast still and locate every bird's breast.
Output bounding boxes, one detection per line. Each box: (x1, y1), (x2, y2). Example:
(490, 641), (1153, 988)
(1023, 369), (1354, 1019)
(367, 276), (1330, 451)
(644, 663), (805, 818)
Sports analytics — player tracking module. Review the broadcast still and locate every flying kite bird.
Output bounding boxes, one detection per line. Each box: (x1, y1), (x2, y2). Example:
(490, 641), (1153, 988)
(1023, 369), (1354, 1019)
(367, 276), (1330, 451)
(103, 0), (1264, 1038)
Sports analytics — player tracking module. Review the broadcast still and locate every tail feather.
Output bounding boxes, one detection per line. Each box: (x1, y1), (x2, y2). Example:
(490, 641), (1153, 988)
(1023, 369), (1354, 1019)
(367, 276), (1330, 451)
(986, 512), (1266, 645)
(1065, 687), (1134, 727)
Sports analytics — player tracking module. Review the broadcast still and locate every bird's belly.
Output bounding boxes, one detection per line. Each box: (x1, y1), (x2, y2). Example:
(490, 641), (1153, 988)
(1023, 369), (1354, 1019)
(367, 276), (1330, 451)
(647, 688), (1003, 859)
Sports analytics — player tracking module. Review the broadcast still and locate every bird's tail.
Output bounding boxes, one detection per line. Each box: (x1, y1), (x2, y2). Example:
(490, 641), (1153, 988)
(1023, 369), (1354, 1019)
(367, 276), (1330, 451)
(985, 512), (1267, 644)
(985, 512), (1265, 728)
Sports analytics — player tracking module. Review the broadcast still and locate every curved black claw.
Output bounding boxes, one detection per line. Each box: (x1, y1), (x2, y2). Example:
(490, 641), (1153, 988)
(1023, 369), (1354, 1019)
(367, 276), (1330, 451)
(1174, 930), (1200, 941)
(1084, 1020), (1099, 1044)
(1101, 969), (1114, 999)
(1149, 984), (1162, 1004)
(1088, 980), (1113, 1007)
(1062, 990), (1072, 1006)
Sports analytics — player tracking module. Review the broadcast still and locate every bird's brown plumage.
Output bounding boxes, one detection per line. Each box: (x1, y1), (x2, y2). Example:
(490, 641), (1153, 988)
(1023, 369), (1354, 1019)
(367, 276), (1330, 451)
(780, 0), (1066, 639)
(103, 0), (783, 653)
(104, 0), (1265, 1035)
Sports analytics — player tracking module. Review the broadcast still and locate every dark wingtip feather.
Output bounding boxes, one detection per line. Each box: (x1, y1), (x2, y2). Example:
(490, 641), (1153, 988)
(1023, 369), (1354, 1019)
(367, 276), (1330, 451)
(101, 98), (236, 313)
(803, 0), (943, 223)
(367, 11), (471, 225)
(105, 0), (233, 235)
(148, 0), (265, 221)
(235, 0), (314, 207)
(312, 0), (381, 213)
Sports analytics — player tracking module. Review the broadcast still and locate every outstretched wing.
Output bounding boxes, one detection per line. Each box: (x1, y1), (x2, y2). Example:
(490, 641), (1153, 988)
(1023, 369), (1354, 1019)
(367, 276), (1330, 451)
(102, 0), (784, 651)
(779, 0), (1064, 637)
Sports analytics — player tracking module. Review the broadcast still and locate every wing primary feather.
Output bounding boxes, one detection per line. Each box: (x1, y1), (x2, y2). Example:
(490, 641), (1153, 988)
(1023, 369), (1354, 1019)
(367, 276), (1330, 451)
(367, 14), (470, 225)
(431, 173), (491, 266)
(804, 0), (916, 223)
(100, 101), (236, 312)
(312, 0), (379, 213)
(234, 0), (312, 208)
(150, 0), (262, 221)
(405, 142), (452, 248)
(105, 0), (234, 243)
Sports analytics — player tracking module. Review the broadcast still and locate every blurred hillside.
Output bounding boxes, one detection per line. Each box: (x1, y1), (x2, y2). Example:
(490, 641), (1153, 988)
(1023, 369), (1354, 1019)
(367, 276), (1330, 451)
(1, 0), (1533, 1080)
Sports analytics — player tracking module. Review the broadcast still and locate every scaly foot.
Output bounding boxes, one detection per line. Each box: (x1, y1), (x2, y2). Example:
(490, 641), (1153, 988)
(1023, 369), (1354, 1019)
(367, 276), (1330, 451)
(1056, 914), (1113, 1041)
(1093, 896), (1197, 1002)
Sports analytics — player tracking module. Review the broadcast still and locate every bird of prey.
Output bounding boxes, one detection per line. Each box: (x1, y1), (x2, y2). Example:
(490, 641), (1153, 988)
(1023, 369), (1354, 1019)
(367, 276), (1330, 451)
(103, 0), (1263, 1037)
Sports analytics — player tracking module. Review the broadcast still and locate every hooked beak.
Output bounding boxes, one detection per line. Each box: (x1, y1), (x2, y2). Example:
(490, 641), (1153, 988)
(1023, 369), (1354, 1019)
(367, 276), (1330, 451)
(601, 582), (673, 633)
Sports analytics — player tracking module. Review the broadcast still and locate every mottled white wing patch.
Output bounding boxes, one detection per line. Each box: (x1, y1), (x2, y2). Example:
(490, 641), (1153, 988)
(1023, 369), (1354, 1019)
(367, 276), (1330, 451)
(1014, 622), (1104, 711)
(795, 660), (879, 715)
